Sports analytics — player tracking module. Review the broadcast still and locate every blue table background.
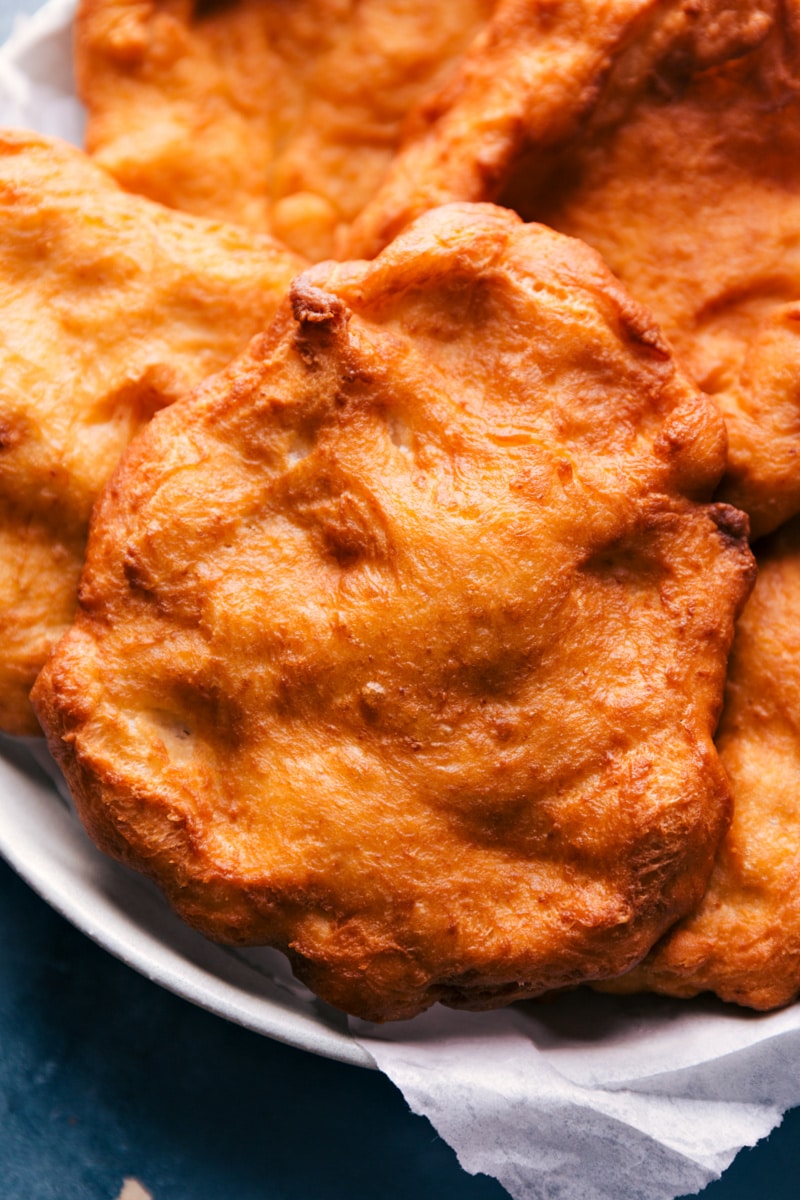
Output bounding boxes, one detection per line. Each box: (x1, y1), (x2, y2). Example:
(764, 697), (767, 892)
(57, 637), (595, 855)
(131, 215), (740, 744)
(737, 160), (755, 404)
(1, 1), (799, 1195)
(2, 856), (800, 1200)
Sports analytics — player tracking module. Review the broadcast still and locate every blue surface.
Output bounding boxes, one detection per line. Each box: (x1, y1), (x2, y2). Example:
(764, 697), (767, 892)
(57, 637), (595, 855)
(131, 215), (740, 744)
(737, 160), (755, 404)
(1, 856), (799, 1200)
(0, 859), (508, 1200)
(0, 0), (38, 38)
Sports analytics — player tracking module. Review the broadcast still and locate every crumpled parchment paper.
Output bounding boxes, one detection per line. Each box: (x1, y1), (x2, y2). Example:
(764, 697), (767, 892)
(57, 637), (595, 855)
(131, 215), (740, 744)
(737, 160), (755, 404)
(352, 995), (800, 1199)
(1, 4), (797, 1196)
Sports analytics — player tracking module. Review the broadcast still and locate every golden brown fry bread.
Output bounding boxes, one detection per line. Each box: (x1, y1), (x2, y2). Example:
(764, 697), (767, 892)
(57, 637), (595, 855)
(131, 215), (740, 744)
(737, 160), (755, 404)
(344, 0), (767, 257)
(76, 0), (495, 261)
(347, 0), (799, 538)
(600, 516), (800, 1010)
(519, 0), (800, 539)
(0, 130), (302, 736)
(33, 204), (754, 1022)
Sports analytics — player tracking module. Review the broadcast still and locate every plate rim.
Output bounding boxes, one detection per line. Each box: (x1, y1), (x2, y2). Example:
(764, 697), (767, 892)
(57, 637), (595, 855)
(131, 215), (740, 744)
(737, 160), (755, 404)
(0, 739), (375, 1070)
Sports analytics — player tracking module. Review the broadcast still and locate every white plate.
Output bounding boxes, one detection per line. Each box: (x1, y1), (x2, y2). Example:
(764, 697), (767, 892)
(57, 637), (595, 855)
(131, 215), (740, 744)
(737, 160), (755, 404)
(0, 736), (374, 1068)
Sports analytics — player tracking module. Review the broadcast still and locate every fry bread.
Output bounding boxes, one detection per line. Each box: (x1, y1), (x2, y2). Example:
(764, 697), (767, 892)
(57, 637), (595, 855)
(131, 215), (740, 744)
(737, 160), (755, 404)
(0, 130), (302, 735)
(76, 0), (495, 260)
(520, 0), (800, 538)
(601, 516), (800, 1009)
(33, 204), (753, 1021)
(344, 0), (767, 257)
(347, 0), (798, 537)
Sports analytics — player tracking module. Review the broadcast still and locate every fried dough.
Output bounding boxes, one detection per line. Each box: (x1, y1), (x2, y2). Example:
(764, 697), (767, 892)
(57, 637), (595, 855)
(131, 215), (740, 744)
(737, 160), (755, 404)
(600, 516), (800, 1009)
(76, 0), (495, 261)
(0, 130), (302, 736)
(33, 204), (754, 1021)
(520, 0), (800, 539)
(344, 0), (768, 257)
(347, 0), (799, 538)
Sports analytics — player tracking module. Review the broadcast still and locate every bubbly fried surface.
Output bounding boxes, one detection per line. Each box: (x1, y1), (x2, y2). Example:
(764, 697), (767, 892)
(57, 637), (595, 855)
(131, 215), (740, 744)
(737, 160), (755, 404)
(343, 0), (763, 257)
(33, 204), (754, 1022)
(601, 517), (800, 1010)
(519, 0), (800, 539)
(347, 0), (800, 538)
(76, 0), (494, 261)
(0, 130), (302, 735)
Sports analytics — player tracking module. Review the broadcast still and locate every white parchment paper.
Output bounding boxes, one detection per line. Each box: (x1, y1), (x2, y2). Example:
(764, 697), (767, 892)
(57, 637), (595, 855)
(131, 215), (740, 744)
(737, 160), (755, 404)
(352, 998), (800, 1200)
(0, 0), (81, 141)
(1, 4), (798, 1197)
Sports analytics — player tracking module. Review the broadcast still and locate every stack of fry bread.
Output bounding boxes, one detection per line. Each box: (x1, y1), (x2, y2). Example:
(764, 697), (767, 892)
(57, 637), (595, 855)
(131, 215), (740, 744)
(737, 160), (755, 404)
(3, 0), (800, 1021)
